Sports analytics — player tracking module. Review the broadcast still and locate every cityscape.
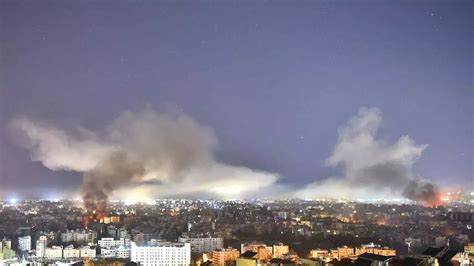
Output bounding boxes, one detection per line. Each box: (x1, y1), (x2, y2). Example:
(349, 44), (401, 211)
(0, 196), (473, 265)
(0, 0), (472, 265)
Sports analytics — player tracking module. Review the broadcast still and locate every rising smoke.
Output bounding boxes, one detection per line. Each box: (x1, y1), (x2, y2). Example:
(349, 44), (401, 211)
(11, 108), (280, 208)
(299, 107), (441, 205)
(11, 106), (441, 205)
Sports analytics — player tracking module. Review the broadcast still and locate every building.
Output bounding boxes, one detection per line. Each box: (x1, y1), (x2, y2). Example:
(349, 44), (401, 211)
(178, 235), (223, 253)
(356, 253), (393, 266)
(268, 258), (295, 266)
(420, 247), (459, 265)
(61, 231), (74, 243)
(236, 251), (258, 266)
(36, 236), (48, 258)
(61, 230), (97, 245)
(210, 248), (240, 265)
(2, 238), (12, 249)
(98, 237), (130, 249)
(354, 243), (396, 257)
(101, 246), (130, 258)
(299, 258), (324, 266)
(0, 245), (16, 260)
(331, 246), (355, 260)
(464, 243), (474, 254)
(130, 241), (191, 266)
(63, 245), (80, 258)
(448, 212), (474, 222)
(18, 236), (31, 252)
(102, 216), (120, 224)
(241, 242), (273, 261)
(309, 249), (330, 261)
(272, 244), (289, 258)
(80, 246), (97, 258)
(74, 230), (96, 244)
(45, 246), (63, 259)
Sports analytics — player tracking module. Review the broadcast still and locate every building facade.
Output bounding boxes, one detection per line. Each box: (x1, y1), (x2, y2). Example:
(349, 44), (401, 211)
(178, 236), (223, 253)
(18, 236), (31, 252)
(131, 241), (191, 266)
(210, 248), (240, 265)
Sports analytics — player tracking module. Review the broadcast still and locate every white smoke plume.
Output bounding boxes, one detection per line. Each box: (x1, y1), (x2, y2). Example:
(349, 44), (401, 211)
(299, 107), (441, 205)
(10, 108), (280, 205)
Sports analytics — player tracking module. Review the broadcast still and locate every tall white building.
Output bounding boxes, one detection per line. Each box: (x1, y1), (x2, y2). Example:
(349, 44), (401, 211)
(131, 241), (191, 266)
(36, 236), (48, 258)
(178, 235), (223, 253)
(18, 236), (31, 252)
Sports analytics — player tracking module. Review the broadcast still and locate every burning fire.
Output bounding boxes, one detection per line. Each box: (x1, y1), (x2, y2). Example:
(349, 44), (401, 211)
(83, 209), (106, 229)
(423, 192), (444, 208)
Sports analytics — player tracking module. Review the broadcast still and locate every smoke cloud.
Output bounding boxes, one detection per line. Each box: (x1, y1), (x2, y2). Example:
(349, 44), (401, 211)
(11, 106), (441, 205)
(11, 108), (280, 207)
(299, 107), (441, 205)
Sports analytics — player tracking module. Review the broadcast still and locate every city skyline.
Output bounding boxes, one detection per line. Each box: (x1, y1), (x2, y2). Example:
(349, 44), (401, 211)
(0, 0), (472, 201)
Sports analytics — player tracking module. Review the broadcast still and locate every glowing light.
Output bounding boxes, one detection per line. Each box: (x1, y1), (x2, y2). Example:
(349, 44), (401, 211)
(9, 197), (18, 204)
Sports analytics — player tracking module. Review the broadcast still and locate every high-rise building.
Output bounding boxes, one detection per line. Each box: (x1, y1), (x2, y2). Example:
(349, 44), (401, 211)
(18, 236), (31, 252)
(130, 241), (191, 266)
(36, 236), (48, 258)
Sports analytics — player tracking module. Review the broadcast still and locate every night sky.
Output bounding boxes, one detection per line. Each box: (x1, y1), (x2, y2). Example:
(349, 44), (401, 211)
(0, 0), (472, 199)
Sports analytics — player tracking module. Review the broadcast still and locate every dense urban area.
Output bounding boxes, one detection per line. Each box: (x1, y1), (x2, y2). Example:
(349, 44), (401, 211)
(0, 194), (473, 265)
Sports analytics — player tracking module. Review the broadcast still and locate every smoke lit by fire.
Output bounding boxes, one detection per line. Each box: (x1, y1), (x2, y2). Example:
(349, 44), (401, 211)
(11, 107), (445, 204)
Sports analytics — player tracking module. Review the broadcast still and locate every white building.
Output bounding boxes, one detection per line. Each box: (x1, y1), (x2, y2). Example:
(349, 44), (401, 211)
(18, 236), (31, 252)
(45, 246), (63, 259)
(98, 237), (130, 249)
(63, 245), (80, 258)
(131, 241), (191, 266)
(101, 246), (131, 258)
(178, 235), (223, 253)
(80, 246), (97, 258)
(36, 236), (48, 258)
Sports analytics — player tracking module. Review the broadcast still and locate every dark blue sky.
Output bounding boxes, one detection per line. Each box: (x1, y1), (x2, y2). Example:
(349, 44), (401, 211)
(0, 0), (472, 198)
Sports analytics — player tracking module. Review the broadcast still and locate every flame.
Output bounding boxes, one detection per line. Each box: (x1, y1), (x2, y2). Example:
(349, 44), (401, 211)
(82, 209), (106, 229)
(423, 192), (444, 208)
